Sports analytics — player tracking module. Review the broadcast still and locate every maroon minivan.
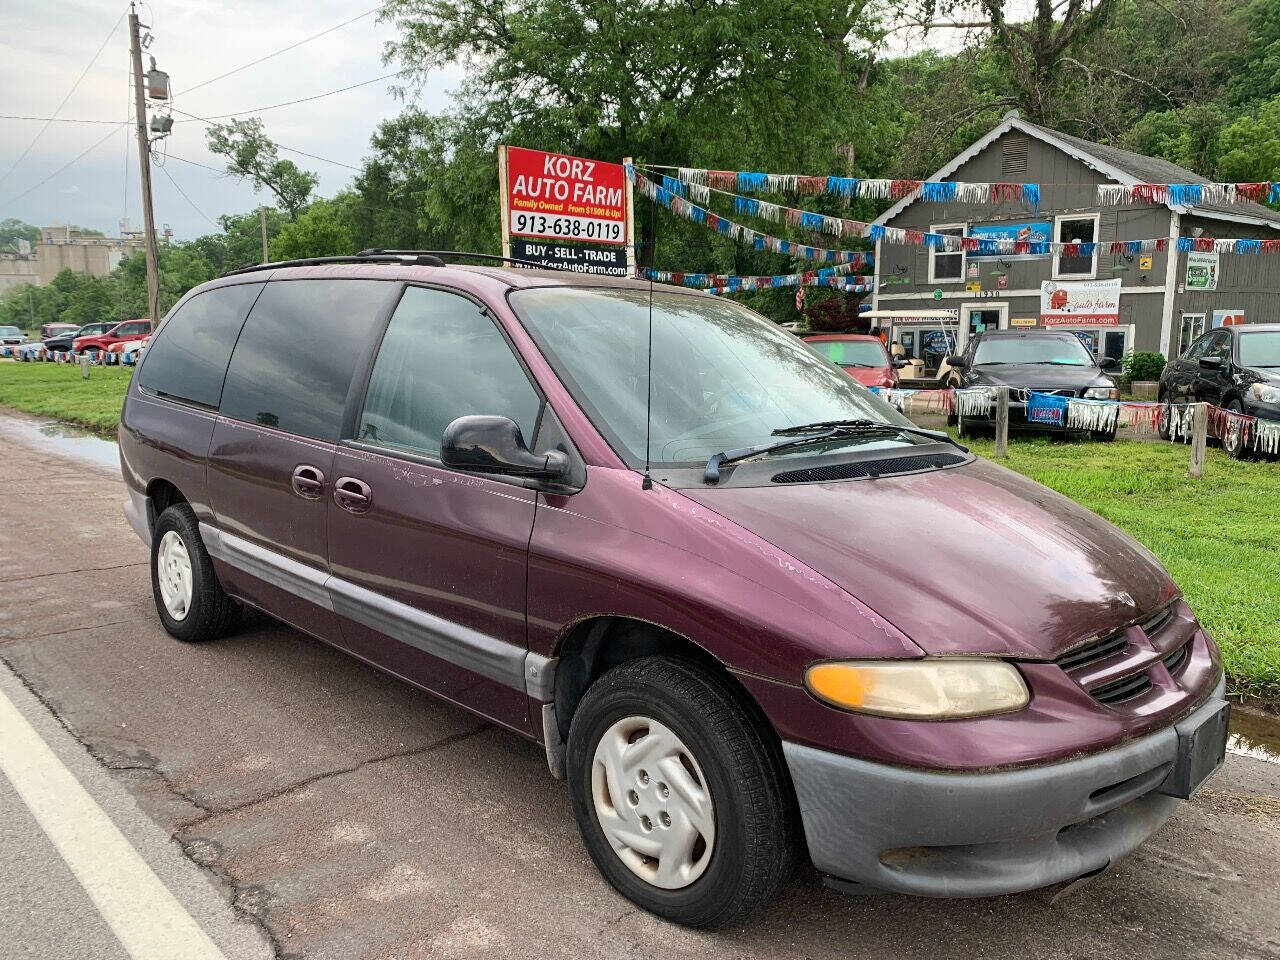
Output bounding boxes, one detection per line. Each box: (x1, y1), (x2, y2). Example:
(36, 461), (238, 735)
(120, 254), (1229, 928)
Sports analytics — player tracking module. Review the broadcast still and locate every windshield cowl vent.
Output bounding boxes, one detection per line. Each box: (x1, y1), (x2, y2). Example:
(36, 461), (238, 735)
(771, 452), (967, 484)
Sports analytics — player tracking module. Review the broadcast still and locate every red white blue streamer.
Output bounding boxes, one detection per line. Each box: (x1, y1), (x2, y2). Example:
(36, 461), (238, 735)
(645, 261), (873, 294)
(656, 165), (1279, 210)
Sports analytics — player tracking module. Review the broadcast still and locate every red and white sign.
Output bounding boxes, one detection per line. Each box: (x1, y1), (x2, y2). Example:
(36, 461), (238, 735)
(503, 146), (627, 245)
(1040, 278), (1122, 326)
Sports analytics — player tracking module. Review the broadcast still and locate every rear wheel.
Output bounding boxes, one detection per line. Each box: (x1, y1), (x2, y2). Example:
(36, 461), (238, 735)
(957, 411), (982, 439)
(567, 657), (796, 928)
(150, 503), (242, 642)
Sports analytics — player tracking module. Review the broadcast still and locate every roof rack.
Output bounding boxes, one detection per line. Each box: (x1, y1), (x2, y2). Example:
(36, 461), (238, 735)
(221, 249), (554, 278)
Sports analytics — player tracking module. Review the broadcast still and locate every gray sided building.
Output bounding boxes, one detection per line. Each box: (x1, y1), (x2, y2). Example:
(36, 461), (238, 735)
(871, 111), (1280, 371)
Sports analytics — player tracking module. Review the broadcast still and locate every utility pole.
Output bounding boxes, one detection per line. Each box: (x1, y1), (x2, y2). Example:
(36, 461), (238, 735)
(128, 4), (160, 326)
(259, 206), (269, 263)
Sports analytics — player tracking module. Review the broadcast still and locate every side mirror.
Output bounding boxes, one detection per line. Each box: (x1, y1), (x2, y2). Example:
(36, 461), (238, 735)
(1098, 356), (1120, 371)
(1198, 356), (1224, 371)
(945, 356), (967, 368)
(441, 415), (570, 482)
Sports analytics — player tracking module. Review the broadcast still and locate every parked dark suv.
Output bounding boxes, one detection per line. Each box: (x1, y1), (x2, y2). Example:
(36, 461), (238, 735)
(946, 330), (1120, 439)
(120, 254), (1228, 928)
(1158, 323), (1280, 457)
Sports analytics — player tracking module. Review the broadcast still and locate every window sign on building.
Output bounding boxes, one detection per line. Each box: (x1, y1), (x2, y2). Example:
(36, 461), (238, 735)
(967, 221), (1052, 260)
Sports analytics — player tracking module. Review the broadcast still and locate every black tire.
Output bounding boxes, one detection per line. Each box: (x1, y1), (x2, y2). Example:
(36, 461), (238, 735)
(957, 411), (981, 439)
(150, 503), (242, 642)
(566, 656), (797, 929)
(1090, 428), (1117, 442)
(1221, 399), (1252, 460)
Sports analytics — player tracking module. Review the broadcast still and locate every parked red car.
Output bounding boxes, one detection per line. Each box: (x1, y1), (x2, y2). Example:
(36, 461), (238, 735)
(803, 333), (899, 387)
(73, 318), (152, 354)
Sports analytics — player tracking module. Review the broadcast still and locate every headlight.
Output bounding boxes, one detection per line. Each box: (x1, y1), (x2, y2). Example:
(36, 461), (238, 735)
(1084, 387), (1118, 400)
(1250, 383), (1280, 405)
(804, 659), (1030, 719)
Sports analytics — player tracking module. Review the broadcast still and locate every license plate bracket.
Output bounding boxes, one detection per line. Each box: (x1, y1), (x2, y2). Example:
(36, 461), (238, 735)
(1159, 700), (1230, 799)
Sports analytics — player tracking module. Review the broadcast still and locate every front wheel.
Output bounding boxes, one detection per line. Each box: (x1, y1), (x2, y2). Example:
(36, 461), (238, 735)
(1157, 394), (1173, 441)
(566, 657), (796, 928)
(150, 503), (242, 642)
(1221, 400), (1252, 459)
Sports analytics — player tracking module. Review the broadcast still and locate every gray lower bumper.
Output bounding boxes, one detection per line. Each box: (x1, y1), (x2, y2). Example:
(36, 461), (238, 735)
(123, 490), (150, 546)
(783, 678), (1226, 897)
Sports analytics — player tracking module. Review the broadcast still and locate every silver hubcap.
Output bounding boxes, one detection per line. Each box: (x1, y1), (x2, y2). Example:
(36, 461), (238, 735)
(156, 530), (193, 621)
(591, 715), (715, 890)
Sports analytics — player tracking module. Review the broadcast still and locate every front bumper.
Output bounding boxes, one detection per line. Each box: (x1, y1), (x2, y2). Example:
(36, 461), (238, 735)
(783, 676), (1226, 897)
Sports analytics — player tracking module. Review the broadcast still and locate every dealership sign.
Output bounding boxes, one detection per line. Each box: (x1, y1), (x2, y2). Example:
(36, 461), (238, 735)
(501, 146), (627, 245)
(1039, 278), (1122, 326)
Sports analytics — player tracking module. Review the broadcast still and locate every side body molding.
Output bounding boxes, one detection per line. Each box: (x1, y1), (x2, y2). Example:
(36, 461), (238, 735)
(199, 522), (555, 700)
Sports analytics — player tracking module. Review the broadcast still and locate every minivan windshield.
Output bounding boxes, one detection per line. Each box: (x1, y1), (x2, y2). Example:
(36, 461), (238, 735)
(973, 335), (1094, 366)
(510, 287), (918, 467)
(1238, 331), (1280, 367)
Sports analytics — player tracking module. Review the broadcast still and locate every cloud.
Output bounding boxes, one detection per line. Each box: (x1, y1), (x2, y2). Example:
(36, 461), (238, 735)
(0, 0), (463, 240)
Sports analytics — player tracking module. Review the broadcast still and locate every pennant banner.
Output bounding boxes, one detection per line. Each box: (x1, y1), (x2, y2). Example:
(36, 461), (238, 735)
(631, 168), (875, 266)
(644, 262), (873, 294)
(653, 165), (1277, 211)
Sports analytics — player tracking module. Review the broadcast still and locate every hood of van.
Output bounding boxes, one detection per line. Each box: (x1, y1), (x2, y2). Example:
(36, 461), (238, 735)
(680, 457), (1177, 659)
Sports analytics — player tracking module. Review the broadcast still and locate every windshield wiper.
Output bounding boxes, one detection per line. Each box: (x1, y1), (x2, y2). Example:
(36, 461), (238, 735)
(703, 420), (965, 484)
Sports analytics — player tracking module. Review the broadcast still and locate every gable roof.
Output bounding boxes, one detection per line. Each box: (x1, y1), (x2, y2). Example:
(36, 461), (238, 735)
(876, 111), (1280, 231)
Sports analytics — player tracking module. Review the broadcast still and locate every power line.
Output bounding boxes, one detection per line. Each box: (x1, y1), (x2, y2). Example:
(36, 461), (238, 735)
(176, 7), (379, 99)
(156, 160), (218, 227)
(0, 8), (127, 188)
(194, 71), (403, 120)
(169, 108), (362, 171)
(0, 116), (130, 125)
(0, 124), (127, 207)
(165, 153), (225, 174)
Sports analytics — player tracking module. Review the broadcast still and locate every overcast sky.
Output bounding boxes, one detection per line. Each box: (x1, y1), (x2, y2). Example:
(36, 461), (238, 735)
(1, 2), (1007, 243)
(0, 0), (461, 240)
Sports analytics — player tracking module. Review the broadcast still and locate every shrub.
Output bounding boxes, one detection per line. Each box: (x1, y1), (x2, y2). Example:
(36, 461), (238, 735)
(1123, 351), (1166, 381)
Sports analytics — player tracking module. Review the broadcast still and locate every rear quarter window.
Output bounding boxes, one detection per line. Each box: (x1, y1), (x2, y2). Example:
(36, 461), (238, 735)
(138, 283), (263, 408)
(220, 279), (396, 441)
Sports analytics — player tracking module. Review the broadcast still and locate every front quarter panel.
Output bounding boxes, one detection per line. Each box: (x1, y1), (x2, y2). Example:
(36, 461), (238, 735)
(527, 466), (922, 684)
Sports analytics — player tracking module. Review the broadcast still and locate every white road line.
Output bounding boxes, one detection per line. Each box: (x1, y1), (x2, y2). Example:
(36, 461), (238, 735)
(0, 687), (228, 960)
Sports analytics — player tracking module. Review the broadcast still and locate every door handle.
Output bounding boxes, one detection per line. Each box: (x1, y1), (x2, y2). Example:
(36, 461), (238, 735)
(291, 464), (326, 499)
(334, 476), (372, 513)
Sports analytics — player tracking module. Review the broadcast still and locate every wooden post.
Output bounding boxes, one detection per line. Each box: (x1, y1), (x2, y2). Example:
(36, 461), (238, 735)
(259, 206), (269, 263)
(1189, 402), (1208, 479)
(623, 155), (637, 278)
(497, 145), (511, 262)
(80, 355), (90, 379)
(994, 386), (1009, 457)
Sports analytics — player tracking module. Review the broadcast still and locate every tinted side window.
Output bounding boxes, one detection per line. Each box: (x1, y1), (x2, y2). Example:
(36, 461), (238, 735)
(358, 286), (542, 458)
(1210, 331), (1232, 362)
(221, 279), (394, 441)
(1184, 334), (1215, 360)
(138, 283), (262, 408)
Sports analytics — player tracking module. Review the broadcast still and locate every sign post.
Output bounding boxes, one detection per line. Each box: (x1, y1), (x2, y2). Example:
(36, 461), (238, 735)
(498, 145), (630, 276)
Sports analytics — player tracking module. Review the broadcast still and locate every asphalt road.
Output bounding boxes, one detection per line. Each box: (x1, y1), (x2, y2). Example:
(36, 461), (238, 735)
(1, 412), (1278, 960)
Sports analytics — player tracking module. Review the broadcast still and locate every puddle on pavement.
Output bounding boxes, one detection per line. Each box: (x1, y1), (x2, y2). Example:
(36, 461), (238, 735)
(1228, 709), (1280, 765)
(0, 415), (120, 473)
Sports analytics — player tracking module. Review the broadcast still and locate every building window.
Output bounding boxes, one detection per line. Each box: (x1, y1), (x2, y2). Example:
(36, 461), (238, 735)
(1053, 213), (1099, 279)
(1178, 314), (1205, 357)
(929, 224), (965, 284)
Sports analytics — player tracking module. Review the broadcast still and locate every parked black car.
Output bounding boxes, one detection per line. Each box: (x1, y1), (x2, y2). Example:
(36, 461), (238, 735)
(947, 330), (1120, 439)
(39, 321), (118, 354)
(1158, 323), (1280, 457)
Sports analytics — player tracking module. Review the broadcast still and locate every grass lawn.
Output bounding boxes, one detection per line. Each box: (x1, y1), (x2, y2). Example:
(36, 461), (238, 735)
(0, 361), (132, 433)
(961, 433), (1280, 703)
(1, 362), (1276, 702)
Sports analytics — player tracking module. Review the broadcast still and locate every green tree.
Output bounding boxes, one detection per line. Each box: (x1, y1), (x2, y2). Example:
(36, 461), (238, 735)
(272, 195), (356, 260)
(207, 118), (319, 218)
(0, 218), (40, 250)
